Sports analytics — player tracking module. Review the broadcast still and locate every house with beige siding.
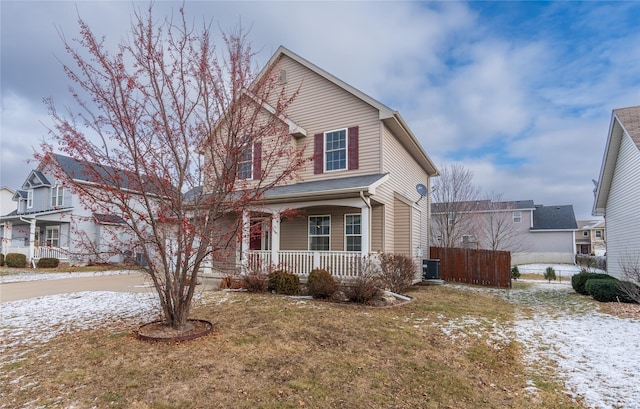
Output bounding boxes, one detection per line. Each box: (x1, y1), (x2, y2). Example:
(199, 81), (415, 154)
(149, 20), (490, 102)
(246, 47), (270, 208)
(202, 46), (439, 280)
(575, 220), (605, 256)
(593, 106), (640, 280)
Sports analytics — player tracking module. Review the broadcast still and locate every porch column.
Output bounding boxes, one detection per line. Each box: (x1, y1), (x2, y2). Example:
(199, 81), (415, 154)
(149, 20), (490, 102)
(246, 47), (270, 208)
(27, 218), (36, 262)
(271, 212), (280, 266)
(2, 221), (12, 255)
(241, 210), (250, 273)
(361, 204), (370, 258)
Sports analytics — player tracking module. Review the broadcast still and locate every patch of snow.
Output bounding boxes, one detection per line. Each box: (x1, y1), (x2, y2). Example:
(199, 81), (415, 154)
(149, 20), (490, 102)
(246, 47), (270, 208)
(0, 291), (160, 365)
(0, 269), (138, 284)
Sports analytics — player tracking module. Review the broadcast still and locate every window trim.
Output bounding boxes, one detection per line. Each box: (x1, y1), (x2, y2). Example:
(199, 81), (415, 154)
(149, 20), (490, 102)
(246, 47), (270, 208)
(324, 128), (348, 172)
(344, 213), (362, 252)
(513, 211), (522, 223)
(45, 226), (60, 247)
(308, 215), (331, 251)
(237, 142), (253, 180)
(51, 183), (63, 207)
(27, 189), (34, 209)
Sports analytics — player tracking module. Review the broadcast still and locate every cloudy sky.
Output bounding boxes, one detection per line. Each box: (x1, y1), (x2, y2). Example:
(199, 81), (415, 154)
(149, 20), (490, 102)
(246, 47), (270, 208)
(1, 1), (638, 220)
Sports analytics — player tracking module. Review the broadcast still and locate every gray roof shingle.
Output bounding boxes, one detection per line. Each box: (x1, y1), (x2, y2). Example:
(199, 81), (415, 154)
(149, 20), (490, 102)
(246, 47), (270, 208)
(532, 204), (578, 230)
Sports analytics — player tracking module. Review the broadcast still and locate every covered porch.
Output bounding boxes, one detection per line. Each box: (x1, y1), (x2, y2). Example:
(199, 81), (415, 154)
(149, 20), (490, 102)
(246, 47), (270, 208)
(233, 173), (389, 279)
(1, 215), (71, 264)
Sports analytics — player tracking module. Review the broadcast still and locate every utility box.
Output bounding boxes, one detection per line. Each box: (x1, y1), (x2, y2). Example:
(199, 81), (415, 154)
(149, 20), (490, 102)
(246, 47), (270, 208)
(422, 259), (440, 280)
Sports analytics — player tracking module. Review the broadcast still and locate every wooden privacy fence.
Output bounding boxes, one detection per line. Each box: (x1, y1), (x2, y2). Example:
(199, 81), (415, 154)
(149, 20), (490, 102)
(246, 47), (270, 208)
(430, 247), (512, 288)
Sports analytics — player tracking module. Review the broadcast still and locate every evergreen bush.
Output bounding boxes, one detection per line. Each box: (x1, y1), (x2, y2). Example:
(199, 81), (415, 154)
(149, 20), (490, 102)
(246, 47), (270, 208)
(5, 253), (27, 268)
(307, 268), (338, 299)
(511, 266), (521, 281)
(544, 266), (557, 283)
(267, 270), (300, 295)
(585, 279), (635, 303)
(36, 257), (60, 268)
(571, 272), (617, 295)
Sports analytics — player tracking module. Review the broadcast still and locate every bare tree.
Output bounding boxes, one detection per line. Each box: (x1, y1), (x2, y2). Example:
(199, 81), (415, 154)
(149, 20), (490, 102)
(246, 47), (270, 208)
(618, 252), (640, 303)
(41, 5), (307, 330)
(476, 193), (529, 252)
(430, 164), (480, 248)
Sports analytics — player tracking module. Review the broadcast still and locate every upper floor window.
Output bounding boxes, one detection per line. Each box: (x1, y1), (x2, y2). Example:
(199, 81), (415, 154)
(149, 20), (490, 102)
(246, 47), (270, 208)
(345, 214), (361, 252)
(309, 215), (330, 251)
(27, 190), (33, 209)
(447, 213), (454, 226)
(596, 230), (602, 238)
(325, 129), (347, 172)
(583, 231), (589, 237)
(51, 183), (63, 207)
(237, 143), (253, 180)
(513, 211), (521, 223)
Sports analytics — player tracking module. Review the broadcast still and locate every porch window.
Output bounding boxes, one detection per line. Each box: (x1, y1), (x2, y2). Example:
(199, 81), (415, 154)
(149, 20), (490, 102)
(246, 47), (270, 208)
(51, 183), (63, 207)
(237, 142), (253, 180)
(325, 129), (347, 171)
(513, 211), (522, 223)
(27, 190), (33, 209)
(309, 215), (330, 251)
(345, 214), (361, 252)
(45, 226), (60, 247)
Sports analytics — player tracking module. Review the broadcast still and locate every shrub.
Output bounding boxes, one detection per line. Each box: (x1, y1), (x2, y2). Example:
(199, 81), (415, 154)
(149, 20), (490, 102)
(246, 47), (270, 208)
(5, 253), (27, 268)
(377, 253), (416, 293)
(511, 266), (521, 281)
(571, 272), (617, 295)
(218, 275), (244, 290)
(267, 270), (300, 295)
(544, 267), (556, 283)
(342, 265), (381, 304)
(242, 273), (268, 293)
(585, 279), (635, 303)
(36, 257), (60, 268)
(0, 253), (4, 266)
(307, 269), (338, 299)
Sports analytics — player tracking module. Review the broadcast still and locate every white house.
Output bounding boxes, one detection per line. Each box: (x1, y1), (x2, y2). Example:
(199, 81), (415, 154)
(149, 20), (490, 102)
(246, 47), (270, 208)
(593, 105), (640, 280)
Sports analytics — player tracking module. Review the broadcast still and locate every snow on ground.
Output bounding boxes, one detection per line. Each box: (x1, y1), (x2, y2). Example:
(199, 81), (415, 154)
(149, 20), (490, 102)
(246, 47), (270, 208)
(440, 264), (640, 409)
(1, 265), (639, 409)
(0, 291), (160, 365)
(0, 269), (136, 283)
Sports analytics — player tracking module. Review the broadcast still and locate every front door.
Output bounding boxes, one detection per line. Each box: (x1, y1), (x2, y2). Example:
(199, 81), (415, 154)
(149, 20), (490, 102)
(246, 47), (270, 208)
(249, 218), (271, 251)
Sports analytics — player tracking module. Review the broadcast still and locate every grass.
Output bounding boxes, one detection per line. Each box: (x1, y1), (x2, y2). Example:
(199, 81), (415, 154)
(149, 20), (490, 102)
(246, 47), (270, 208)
(0, 285), (584, 408)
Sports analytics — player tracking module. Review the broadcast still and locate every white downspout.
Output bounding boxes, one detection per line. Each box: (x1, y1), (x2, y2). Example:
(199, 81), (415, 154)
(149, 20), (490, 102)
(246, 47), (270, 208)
(360, 191), (372, 258)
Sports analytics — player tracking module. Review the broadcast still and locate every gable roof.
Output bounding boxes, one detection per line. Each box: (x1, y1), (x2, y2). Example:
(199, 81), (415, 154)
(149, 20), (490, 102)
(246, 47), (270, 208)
(44, 153), (166, 195)
(262, 46), (438, 177)
(532, 204), (577, 230)
(593, 106), (640, 216)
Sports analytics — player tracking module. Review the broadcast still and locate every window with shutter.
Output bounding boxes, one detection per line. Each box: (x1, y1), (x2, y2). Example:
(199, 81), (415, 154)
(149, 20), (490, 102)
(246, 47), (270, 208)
(313, 126), (359, 174)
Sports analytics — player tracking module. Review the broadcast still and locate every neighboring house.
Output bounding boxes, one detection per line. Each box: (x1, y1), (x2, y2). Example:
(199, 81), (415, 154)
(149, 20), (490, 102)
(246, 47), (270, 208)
(575, 220), (606, 256)
(0, 154), (133, 265)
(0, 187), (15, 243)
(202, 46), (439, 279)
(593, 106), (640, 280)
(431, 200), (578, 265)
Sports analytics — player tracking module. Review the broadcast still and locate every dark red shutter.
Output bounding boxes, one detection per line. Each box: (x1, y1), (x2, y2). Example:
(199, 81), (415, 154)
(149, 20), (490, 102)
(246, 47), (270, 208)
(253, 141), (262, 180)
(348, 126), (359, 170)
(314, 133), (324, 174)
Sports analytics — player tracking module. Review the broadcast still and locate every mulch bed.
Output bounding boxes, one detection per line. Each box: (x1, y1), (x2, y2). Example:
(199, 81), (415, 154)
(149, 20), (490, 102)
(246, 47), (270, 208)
(136, 319), (214, 342)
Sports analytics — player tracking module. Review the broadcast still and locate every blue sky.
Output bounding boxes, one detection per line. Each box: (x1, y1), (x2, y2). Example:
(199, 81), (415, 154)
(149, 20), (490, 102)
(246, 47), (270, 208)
(1, 1), (639, 220)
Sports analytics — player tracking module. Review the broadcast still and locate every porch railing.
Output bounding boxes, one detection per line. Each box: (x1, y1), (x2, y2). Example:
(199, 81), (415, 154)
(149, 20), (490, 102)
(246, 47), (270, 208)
(3, 246), (69, 260)
(247, 250), (364, 279)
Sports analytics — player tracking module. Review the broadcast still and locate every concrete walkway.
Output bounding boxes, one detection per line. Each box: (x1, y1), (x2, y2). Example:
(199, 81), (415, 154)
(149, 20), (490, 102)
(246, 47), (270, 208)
(0, 273), (221, 303)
